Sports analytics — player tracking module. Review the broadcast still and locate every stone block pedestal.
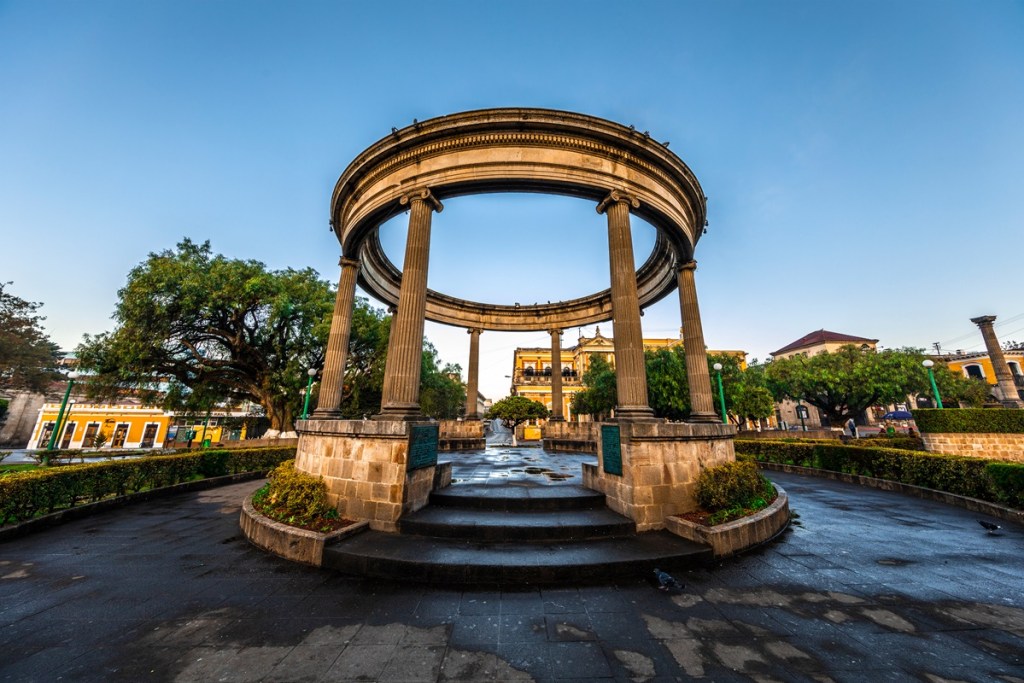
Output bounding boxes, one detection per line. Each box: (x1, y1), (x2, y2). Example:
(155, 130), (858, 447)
(583, 421), (736, 531)
(295, 419), (450, 532)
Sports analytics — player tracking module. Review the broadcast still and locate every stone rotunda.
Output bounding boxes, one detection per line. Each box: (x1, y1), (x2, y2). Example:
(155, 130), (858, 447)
(294, 108), (736, 533)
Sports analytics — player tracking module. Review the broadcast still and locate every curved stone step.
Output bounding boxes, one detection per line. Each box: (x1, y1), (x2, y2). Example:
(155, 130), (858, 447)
(398, 506), (636, 541)
(322, 530), (712, 586)
(429, 484), (606, 511)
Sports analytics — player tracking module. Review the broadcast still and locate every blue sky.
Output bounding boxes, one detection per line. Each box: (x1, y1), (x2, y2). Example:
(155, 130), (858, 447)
(2, 0), (1022, 401)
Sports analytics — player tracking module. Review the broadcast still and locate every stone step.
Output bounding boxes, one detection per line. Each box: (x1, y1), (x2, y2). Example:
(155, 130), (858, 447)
(397, 506), (636, 542)
(428, 484), (606, 512)
(322, 530), (712, 586)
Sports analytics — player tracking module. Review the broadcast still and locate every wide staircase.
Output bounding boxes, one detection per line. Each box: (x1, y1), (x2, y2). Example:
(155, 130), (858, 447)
(322, 482), (712, 586)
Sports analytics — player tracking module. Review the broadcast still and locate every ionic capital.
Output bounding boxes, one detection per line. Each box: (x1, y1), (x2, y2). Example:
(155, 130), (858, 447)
(677, 260), (698, 273)
(549, 328), (562, 336)
(467, 327), (482, 336)
(399, 188), (444, 214)
(596, 189), (640, 215)
(339, 256), (361, 269)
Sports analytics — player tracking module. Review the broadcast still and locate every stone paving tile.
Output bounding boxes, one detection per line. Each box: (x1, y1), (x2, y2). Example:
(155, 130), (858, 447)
(2, 468), (1024, 681)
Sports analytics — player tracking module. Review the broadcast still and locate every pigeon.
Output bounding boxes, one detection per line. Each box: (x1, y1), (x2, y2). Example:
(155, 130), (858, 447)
(654, 568), (683, 592)
(978, 520), (1001, 534)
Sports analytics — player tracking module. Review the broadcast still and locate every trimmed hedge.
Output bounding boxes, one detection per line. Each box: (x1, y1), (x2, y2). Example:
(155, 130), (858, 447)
(736, 439), (1024, 509)
(0, 447), (294, 526)
(913, 408), (1024, 434)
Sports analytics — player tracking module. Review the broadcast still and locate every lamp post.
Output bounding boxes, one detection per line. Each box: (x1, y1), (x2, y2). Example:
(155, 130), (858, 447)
(46, 371), (79, 453)
(922, 359), (944, 409)
(712, 362), (728, 425)
(301, 368), (317, 420)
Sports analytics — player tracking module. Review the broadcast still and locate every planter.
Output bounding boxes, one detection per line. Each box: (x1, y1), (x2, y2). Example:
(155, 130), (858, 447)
(240, 492), (368, 567)
(664, 484), (790, 558)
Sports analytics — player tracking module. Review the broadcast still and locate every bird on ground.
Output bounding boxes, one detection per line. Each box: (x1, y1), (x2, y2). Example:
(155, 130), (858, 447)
(978, 520), (1001, 534)
(654, 568), (683, 592)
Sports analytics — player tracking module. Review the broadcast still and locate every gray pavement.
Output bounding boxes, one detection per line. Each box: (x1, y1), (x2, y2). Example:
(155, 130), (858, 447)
(1, 457), (1023, 682)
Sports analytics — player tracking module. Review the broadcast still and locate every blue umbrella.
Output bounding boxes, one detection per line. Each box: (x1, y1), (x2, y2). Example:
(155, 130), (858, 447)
(881, 410), (913, 420)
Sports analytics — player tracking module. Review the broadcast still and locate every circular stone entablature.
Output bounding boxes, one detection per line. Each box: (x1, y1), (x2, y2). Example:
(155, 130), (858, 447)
(331, 108), (707, 332)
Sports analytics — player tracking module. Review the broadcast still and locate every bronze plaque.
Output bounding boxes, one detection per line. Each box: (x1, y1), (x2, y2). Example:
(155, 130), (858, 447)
(407, 425), (439, 471)
(601, 425), (622, 476)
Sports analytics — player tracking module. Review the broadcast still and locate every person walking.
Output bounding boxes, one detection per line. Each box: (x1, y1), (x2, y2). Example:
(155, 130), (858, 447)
(846, 417), (858, 439)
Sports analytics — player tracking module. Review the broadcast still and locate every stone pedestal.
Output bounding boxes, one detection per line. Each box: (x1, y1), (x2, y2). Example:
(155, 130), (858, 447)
(295, 419), (450, 532)
(583, 421), (736, 531)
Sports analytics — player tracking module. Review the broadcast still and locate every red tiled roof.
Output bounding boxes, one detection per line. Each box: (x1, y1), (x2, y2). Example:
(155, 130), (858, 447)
(771, 330), (878, 357)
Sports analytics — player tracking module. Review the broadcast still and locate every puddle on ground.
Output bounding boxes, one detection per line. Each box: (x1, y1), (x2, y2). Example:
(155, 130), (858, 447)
(522, 466), (573, 481)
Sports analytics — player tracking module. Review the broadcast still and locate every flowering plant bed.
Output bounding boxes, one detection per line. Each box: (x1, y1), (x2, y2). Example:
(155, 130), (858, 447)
(250, 482), (353, 534)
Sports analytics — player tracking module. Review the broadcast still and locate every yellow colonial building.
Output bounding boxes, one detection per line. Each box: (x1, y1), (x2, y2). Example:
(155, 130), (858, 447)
(510, 327), (746, 421)
(933, 348), (1024, 401)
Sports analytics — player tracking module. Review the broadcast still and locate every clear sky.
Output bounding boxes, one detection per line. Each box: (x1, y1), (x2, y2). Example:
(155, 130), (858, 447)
(2, 0), (1022, 402)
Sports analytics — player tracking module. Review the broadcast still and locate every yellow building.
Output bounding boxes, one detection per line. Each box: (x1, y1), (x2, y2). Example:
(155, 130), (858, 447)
(510, 327), (747, 421)
(27, 402), (250, 450)
(28, 402), (174, 450)
(934, 348), (1024, 401)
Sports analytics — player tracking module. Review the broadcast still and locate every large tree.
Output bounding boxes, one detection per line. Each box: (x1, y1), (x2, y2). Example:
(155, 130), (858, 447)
(486, 395), (549, 446)
(0, 282), (61, 393)
(765, 345), (987, 426)
(78, 239), (334, 432)
(570, 355), (617, 420)
(419, 342), (466, 420)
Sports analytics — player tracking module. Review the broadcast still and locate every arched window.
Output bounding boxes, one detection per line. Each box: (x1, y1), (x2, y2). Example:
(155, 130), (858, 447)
(964, 364), (985, 380)
(1008, 361), (1022, 377)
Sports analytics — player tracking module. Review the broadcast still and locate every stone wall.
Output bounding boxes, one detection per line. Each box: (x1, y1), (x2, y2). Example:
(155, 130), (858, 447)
(734, 429), (839, 441)
(438, 420), (484, 451)
(922, 432), (1024, 462)
(543, 421), (598, 453)
(295, 419), (446, 532)
(584, 421), (736, 531)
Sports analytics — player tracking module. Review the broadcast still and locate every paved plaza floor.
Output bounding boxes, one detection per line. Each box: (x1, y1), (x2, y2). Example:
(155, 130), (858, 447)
(1, 448), (1023, 682)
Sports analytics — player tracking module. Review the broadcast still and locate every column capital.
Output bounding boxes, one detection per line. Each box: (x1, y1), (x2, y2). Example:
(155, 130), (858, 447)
(339, 256), (361, 269)
(466, 327), (482, 336)
(676, 260), (698, 273)
(596, 189), (640, 215)
(399, 188), (443, 214)
(970, 315), (997, 327)
(549, 328), (562, 336)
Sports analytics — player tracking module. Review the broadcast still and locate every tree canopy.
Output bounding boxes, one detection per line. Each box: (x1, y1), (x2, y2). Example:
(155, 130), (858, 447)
(569, 355), (617, 419)
(0, 282), (61, 393)
(77, 240), (468, 430)
(764, 345), (988, 425)
(486, 395), (549, 446)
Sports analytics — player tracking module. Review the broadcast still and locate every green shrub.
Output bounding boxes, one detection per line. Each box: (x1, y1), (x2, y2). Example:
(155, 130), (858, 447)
(0, 446), (294, 526)
(258, 460), (333, 526)
(734, 439), (1024, 509)
(985, 462), (1024, 508)
(696, 460), (773, 511)
(913, 408), (1024, 434)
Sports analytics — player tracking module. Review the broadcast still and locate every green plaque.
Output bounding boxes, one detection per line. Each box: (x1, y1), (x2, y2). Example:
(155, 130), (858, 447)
(601, 425), (622, 476)
(407, 425), (439, 471)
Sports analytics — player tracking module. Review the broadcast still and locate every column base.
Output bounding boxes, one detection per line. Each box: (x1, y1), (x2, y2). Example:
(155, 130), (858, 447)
(687, 412), (722, 424)
(548, 416), (565, 423)
(612, 406), (658, 422)
(464, 413), (481, 421)
(311, 409), (343, 419)
(374, 404), (424, 421)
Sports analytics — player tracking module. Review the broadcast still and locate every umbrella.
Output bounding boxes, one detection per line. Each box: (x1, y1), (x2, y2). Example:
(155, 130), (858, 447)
(881, 410), (913, 420)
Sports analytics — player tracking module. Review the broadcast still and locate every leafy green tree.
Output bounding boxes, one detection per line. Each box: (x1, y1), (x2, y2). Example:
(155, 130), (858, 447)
(77, 239), (334, 432)
(764, 345), (988, 426)
(570, 355), (617, 420)
(486, 395), (549, 446)
(419, 342), (466, 420)
(0, 282), (61, 392)
(337, 298), (391, 418)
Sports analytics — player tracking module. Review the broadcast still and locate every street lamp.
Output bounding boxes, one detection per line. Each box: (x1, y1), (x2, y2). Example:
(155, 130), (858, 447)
(712, 362), (728, 425)
(922, 359), (944, 409)
(301, 368), (317, 419)
(46, 371), (79, 453)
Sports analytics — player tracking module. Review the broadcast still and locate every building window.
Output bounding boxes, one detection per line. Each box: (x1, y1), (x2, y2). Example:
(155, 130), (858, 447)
(964, 365), (985, 380)
(1009, 361), (1022, 377)
(36, 422), (56, 448)
(83, 422), (100, 448)
(60, 421), (77, 449)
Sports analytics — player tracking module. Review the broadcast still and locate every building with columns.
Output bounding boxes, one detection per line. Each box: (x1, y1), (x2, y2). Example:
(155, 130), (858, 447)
(510, 327), (747, 420)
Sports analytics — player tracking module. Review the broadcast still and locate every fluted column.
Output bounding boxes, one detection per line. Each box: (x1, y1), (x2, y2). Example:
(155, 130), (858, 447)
(597, 190), (655, 421)
(549, 329), (564, 422)
(465, 328), (482, 419)
(677, 261), (718, 422)
(313, 257), (361, 418)
(971, 315), (1023, 408)
(377, 189), (443, 420)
